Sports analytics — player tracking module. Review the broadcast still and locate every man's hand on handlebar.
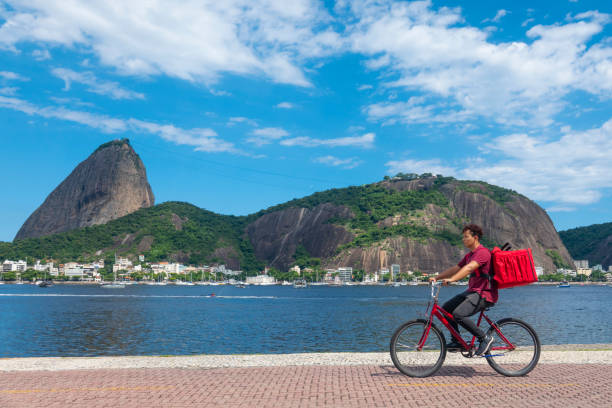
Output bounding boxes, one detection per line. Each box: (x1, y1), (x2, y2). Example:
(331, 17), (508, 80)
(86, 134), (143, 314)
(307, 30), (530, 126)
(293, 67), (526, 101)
(429, 277), (453, 286)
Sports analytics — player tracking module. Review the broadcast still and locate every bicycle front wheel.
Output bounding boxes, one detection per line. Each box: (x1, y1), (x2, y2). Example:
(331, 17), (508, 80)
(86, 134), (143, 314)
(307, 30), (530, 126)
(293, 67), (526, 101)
(486, 318), (540, 377)
(390, 319), (446, 377)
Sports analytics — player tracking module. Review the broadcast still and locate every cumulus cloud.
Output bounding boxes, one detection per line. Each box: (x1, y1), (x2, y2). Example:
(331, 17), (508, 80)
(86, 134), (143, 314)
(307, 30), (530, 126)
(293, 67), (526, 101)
(0, 71), (28, 81)
(227, 116), (258, 127)
(386, 119), (612, 205)
(0, 95), (238, 153)
(281, 132), (375, 148)
(246, 127), (290, 146)
(52, 68), (145, 100)
(0, 0), (343, 87)
(484, 9), (508, 23)
(314, 155), (362, 169)
(347, 1), (612, 128)
(32, 49), (51, 61)
(276, 102), (296, 109)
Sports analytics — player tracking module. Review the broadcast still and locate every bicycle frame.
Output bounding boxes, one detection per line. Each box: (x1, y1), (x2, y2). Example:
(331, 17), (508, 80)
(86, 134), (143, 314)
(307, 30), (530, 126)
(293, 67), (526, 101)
(418, 283), (514, 354)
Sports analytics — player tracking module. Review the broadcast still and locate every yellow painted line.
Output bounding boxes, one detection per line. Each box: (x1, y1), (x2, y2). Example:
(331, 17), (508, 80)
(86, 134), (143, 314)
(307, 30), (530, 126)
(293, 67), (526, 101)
(1, 385), (175, 395)
(388, 383), (578, 388)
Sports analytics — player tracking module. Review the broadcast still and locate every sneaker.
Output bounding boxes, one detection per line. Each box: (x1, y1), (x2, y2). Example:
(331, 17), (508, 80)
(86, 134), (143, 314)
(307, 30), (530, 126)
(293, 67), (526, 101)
(476, 334), (494, 356)
(446, 340), (464, 352)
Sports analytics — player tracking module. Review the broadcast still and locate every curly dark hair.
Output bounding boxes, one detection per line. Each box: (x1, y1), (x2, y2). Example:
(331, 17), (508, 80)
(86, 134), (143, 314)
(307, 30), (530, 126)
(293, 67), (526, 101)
(462, 224), (483, 240)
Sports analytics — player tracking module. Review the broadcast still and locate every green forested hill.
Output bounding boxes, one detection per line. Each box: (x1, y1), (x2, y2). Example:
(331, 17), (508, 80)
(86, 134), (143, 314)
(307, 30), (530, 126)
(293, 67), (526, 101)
(0, 175), (533, 272)
(0, 201), (262, 272)
(559, 222), (612, 268)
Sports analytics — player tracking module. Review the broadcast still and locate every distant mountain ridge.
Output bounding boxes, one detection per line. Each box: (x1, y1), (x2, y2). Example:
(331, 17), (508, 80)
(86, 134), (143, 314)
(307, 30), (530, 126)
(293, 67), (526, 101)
(559, 222), (612, 269)
(2, 167), (574, 275)
(14, 139), (154, 240)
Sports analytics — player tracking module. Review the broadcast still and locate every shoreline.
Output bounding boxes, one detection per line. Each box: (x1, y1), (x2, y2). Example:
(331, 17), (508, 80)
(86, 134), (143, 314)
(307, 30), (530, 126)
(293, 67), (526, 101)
(1, 281), (609, 286)
(2, 344), (611, 372)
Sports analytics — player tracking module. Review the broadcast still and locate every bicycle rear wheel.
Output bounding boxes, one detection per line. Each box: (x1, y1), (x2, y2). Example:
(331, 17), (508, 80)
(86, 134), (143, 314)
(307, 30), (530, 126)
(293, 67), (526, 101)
(390, 319), (446, 377)
(486, 318), (540, 377)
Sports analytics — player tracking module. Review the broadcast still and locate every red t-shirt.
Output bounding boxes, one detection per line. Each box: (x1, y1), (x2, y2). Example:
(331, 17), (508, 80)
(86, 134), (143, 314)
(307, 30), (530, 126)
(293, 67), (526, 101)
(458, 245), (498, 303)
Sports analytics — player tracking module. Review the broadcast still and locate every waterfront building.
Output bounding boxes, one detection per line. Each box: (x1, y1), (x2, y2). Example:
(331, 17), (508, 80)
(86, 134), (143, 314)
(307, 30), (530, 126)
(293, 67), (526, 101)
(609, 265), (612, 273)
(64, 265), (84, 278)
(2, 260), (27, 272)
(391, 264), (400, 280)
(576, 268), (592, 277)
(593, 264), (603, 272)
(535, 266), (544, 276)
(246, 274), (277, 285)
(139, 254), (145, 262)
(290, 265), (301, 275)
(574, 260), (589, 269)
(337, 267), (353, 283)
(113, 256), (133, 273)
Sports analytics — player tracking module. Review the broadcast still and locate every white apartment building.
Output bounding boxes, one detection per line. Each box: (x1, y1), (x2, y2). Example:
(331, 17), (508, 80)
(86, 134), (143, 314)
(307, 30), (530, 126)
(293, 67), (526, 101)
(337, 267), (353, 283)
(2, 260), (27, 272)
(113, 257), (133, 272)
(535, 266), (544, 276)
(246, 274), (277, 285)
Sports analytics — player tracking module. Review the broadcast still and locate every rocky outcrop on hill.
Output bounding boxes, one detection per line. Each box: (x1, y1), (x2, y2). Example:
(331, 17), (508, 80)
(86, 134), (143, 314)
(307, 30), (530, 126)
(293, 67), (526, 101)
(246, 203), (354, 269)
(15, 139), (154, 240)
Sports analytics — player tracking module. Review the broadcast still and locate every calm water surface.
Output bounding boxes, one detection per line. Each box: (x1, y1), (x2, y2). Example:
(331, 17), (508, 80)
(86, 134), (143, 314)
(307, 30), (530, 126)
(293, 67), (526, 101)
(0, 284), (609, 357)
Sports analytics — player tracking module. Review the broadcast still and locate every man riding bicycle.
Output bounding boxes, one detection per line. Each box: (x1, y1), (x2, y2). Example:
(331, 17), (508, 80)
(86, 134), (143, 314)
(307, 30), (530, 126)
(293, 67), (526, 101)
(429, 224), (497, 356)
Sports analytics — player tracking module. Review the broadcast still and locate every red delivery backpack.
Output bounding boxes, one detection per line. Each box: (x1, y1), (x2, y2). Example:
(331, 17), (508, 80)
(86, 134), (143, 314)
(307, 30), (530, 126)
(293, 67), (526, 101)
(490, 243), (538, 289)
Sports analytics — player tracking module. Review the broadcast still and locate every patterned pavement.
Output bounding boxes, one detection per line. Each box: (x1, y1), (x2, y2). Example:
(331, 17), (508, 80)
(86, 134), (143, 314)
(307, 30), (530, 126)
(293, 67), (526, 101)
(1, 363), (610, 407)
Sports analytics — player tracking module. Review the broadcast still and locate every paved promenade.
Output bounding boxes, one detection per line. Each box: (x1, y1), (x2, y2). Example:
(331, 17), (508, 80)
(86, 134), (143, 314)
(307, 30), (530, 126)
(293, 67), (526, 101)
(1, 346), (611, 407)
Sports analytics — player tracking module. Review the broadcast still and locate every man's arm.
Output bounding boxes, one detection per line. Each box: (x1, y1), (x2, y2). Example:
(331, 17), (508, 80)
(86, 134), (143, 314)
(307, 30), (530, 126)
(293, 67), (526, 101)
(431, 265), (460, 281)
(430, 261), (480, 285)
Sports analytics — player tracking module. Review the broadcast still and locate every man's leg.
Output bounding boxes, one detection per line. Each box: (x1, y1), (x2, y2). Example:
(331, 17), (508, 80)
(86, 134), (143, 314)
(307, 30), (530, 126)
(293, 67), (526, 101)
(442, 292), (468, 336)
(450, 292), (486, 339)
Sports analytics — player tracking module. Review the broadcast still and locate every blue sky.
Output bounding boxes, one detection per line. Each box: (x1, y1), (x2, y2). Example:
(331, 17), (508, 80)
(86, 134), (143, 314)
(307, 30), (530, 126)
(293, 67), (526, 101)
(1, 0), (611, 242)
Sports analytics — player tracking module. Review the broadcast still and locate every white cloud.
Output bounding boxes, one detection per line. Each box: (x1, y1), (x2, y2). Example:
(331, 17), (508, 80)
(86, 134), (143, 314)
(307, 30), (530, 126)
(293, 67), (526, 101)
(32, 49), (51, 61)
(0, 87), (18, 95)
(246, 127), (289, 146)
(128, 119), (236, 153)
(0, 71), (28, 81)
(0, 95), (239, 153)
(386, 119), (612, 205)
(486, 9), (508, 23)
(357, 84), (373, 91)
(52, 68), (145, 100)
(227, 116), (258, 127)
(314, 155), (362, 169)
(348, 1), (612, 127)
(280, 132), (375, 148)
(276, 102), (296, 109)
(546, 206), (576, 213)
(0, 1), (343, 87)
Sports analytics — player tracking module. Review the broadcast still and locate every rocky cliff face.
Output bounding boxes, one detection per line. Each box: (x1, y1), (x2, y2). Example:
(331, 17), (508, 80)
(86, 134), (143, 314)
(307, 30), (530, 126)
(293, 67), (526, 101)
(246, 177), (573, 274)
(15, 139), (154, 240)
(246, 203), (354, 268)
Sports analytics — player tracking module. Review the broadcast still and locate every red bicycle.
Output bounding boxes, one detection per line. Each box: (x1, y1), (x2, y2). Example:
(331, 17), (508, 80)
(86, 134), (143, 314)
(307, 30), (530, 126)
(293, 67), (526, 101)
(390, 282), (540, 377)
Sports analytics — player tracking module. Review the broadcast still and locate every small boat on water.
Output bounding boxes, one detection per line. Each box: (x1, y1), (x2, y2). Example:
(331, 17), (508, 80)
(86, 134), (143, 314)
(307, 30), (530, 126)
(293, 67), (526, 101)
(558, 281), (570, 288)
(101, 281), (126, 289)
(35, 280), (52, 287)
(100, 268), (125, 288)
(293, 279), (307, 288)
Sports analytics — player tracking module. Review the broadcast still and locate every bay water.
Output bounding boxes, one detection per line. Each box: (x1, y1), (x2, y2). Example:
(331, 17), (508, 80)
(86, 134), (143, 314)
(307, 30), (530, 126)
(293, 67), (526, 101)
(0, 284), (609, 357)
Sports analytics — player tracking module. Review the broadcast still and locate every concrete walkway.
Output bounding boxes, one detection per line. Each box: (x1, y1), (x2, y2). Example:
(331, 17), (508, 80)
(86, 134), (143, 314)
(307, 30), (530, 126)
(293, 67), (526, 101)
(1, 346), (611, 407)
